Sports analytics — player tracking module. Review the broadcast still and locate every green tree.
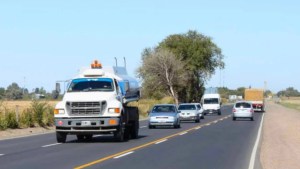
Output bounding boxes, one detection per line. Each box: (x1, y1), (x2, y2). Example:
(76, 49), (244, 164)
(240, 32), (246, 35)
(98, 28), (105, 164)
(137, 48), (186, 104)
(158, 30), (224, 102)
(5, 83), (23, 100)
(0, 87), (5, 99)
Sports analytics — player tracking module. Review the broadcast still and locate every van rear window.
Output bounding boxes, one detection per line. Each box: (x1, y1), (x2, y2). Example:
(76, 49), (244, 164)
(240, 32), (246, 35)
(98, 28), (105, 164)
(204, 98), (219, 104)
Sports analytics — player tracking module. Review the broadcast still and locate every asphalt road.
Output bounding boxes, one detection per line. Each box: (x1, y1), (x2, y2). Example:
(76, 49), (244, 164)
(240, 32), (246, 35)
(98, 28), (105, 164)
(0, 105), (263, 169)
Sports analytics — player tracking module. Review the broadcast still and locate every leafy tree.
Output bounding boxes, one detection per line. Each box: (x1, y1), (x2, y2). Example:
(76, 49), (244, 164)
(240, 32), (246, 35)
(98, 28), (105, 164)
(158, 30), (224, 102)
(277, 87), (300, 97)
(264, 90), (272, 97)
(0, 87), (5, 99)
(5, 83), (23, 100)
(137, 48), (186, 105)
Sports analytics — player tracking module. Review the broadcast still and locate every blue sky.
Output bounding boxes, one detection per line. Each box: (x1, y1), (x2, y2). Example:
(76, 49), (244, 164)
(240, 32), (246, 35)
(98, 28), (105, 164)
(0, 0), (299, 93)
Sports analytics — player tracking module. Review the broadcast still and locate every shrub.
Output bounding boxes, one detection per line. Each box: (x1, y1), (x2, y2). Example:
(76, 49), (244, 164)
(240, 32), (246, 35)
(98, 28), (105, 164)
(31, 101), (48, 127)
(20, 108), (35, 128)
(0, 114), (8, 130)
(5, 111), (19, 129)
(43, 105), (54, 126)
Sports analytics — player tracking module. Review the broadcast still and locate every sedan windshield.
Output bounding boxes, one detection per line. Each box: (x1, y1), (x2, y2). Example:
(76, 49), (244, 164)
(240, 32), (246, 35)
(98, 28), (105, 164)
(178, 105), (196, 110)
(152, 106), (175, 113)
(67, 78), (114, 92)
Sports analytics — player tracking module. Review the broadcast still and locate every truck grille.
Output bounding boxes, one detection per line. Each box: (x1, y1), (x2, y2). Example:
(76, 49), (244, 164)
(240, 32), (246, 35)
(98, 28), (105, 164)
(67, 101), (106, 116)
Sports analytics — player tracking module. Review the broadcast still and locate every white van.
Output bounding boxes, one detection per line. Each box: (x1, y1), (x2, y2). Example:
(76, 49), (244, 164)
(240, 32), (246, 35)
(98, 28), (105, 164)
(201, 93), (222, 115)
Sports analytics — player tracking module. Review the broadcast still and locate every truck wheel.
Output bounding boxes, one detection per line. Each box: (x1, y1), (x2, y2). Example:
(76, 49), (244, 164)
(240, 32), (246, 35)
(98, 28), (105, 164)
(114, 118), (125, 142)
(130, 121), (139, 139)
(56, 132), (67, 143)
(218, 110), (221, 115)
(76, 135), (84, 141)
(85, 135), (93, 141)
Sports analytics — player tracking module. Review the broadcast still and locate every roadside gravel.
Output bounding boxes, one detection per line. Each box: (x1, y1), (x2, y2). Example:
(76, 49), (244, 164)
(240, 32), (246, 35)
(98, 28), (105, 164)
(260, 101), (300, 169)
(0, 126), (55, 140)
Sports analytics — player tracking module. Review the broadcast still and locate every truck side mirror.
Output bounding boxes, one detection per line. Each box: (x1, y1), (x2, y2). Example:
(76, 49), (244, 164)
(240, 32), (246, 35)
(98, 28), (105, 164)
(55, 83), (61, 93)
(125, 81), (130, 92)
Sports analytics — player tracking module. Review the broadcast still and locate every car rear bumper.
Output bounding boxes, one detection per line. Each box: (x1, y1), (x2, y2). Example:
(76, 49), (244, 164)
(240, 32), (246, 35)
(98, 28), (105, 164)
(203, 109), (220, 114)
(233, 112), (253, 118)
(179, 116), (198, 121)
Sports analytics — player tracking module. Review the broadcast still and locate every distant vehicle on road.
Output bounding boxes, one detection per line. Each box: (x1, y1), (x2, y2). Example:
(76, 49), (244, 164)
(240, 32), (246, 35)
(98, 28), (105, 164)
(244, 88), (265, 112)
(232, 101), (254, 121)
(178, 103), (203, 122)
(201, 93), (222, 115)
(148, 104), (181, 129)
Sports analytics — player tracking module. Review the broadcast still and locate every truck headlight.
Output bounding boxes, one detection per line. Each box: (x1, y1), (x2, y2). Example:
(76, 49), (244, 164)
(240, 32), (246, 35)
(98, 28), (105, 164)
(108, 108), (120, 114)
(54, 109), (65, 115)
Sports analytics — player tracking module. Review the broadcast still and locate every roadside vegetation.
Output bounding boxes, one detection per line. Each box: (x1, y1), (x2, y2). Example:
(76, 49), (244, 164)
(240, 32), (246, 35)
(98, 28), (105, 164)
(277, 97), (300, 112)
(0, 100), (55, 130)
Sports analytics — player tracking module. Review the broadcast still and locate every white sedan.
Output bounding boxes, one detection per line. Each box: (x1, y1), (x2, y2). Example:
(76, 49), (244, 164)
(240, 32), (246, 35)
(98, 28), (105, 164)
(148, 104), (181, 129)
(232, 101), (254, 121)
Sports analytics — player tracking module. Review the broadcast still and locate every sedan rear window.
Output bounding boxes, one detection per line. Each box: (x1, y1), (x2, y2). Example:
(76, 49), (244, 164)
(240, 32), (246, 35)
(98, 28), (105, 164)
(152, 106), (175, 112)
(235, 102), (251, 108)
(178, 105), (196, 110)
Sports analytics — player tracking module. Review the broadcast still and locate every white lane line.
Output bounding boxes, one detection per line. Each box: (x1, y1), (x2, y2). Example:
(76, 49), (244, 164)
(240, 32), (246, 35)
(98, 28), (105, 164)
(206, 123), (211, 126)
(213, 121), (218, 124)
(42, 143), (62, 148)
(179, 132), (188, 135)
(155, 139), (168, 144)
(94, 135), (103, 137)
(140, 126), (147, 129)
(0, 154), (4, 156)
(248, 113), (265, 169)
(113, 151), (134, 159)
(194, 127), (201, 130)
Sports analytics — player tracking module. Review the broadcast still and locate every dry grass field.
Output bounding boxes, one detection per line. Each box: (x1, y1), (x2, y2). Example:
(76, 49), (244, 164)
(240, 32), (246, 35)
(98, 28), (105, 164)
(279, 97), (300, 112)
(0, 100), (59, 113)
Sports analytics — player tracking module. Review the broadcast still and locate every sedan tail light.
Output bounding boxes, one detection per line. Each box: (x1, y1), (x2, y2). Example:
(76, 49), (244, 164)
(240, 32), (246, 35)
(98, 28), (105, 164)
(232, 108), (236, 113)
(250, 109), (254, 113)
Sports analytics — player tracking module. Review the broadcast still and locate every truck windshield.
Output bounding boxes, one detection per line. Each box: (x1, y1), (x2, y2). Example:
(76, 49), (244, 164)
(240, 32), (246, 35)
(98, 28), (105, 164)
(67, 78), (114, 92)
(204, 98), (219, 104)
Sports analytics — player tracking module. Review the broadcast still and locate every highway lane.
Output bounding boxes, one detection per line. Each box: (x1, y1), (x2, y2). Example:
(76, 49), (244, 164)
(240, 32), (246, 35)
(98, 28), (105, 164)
(0, 105), (263, 169)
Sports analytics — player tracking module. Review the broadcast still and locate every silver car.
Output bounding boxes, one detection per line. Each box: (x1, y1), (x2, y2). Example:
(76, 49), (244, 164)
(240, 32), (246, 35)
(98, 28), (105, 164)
(148, 104), (181, 129)
(232, 101), (254, 121)
(178, 103), (201, 123)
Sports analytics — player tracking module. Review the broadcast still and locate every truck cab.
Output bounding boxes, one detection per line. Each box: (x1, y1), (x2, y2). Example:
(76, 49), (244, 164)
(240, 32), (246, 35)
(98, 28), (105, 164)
(54, 60), (140, 143)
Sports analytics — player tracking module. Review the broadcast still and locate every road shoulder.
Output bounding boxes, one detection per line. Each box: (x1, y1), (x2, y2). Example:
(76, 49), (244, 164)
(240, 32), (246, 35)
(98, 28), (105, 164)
(260, 101), (300, 169)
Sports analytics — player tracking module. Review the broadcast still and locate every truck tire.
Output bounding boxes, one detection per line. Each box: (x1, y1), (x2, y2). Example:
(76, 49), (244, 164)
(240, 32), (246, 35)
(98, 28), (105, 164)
(218, 110), (221, 115)
(85, 135), (93, 141)
(130, 121), (139, 139)
(56, 132), (67, 143)
(114, 117), (125, 142)
(76, 135), (84, 141)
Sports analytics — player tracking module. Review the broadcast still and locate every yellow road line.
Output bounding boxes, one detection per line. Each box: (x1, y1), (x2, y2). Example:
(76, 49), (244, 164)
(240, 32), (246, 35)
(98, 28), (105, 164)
(74, 115), (230, 169)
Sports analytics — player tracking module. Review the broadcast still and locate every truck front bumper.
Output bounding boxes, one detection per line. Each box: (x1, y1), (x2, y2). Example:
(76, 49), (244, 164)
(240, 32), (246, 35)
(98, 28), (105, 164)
(55, 117), (120, 134)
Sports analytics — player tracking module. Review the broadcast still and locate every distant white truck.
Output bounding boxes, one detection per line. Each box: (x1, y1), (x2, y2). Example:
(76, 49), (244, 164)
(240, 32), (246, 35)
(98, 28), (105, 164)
(54, 60), (140, 143)
(201, 93), (222, 115)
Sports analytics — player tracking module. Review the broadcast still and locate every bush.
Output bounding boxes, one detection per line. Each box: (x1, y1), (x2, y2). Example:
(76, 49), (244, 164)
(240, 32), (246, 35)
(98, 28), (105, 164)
(43, 105), (54, 126)
(20, 108), (35, 128)
(0, 114), (8, 130)
(5, 111), (19, 129)
(31, 101), (48, 127)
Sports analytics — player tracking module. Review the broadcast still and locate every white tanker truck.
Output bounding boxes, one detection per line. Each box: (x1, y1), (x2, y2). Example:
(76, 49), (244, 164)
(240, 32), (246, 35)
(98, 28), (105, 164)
(54, 60), (140, 143)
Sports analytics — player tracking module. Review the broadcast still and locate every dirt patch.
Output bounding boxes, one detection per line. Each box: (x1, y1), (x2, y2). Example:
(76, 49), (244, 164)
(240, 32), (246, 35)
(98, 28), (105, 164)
(260, 101), (300, 169)
(0, 126), (55, 140)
